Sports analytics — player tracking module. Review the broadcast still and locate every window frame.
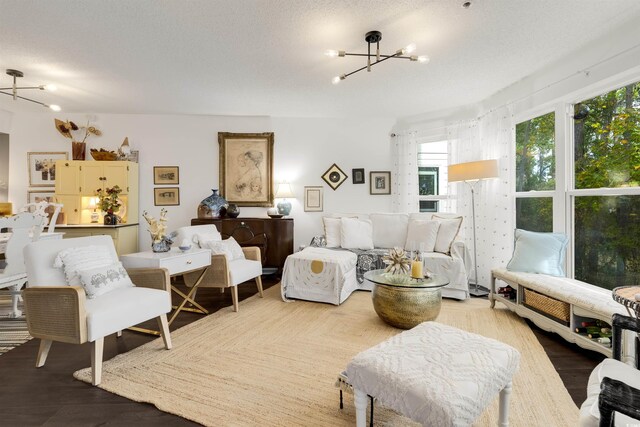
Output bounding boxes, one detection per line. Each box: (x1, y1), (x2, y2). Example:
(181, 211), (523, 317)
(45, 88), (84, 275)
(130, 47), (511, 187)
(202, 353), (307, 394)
(417, 135), (449, 211)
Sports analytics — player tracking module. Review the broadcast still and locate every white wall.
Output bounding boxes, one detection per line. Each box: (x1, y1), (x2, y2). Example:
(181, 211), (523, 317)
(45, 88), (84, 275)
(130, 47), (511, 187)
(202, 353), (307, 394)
(0, 133), (9, 201)
(7, 113), (394, 249)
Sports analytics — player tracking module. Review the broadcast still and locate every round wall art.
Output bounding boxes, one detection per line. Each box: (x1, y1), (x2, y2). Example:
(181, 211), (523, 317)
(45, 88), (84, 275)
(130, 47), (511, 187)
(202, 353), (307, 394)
(321, 163), (348, 190)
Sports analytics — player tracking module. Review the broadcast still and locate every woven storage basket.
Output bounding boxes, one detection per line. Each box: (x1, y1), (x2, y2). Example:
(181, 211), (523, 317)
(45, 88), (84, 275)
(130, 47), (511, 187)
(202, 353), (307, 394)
(523, 288), (570, 325)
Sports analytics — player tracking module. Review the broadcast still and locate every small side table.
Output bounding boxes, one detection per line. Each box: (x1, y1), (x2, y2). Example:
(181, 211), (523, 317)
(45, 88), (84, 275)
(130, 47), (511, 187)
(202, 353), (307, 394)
(121, 247), (211, 335)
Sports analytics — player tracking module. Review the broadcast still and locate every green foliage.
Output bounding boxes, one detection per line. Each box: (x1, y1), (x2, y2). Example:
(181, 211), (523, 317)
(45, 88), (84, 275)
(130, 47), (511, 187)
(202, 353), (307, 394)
(96, 185), (122, 213)
(515, 198), (553, 232)
(515, 111), (555, 192)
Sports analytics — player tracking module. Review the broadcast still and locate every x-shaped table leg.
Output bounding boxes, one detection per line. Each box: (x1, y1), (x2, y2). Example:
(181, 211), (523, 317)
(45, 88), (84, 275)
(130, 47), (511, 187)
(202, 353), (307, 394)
(168, 267), (209, 324)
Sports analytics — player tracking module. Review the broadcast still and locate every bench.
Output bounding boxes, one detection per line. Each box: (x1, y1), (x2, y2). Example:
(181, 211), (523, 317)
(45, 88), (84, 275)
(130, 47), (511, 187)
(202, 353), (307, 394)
(490, 268), (634, 363)
(341, 322), (520, 426)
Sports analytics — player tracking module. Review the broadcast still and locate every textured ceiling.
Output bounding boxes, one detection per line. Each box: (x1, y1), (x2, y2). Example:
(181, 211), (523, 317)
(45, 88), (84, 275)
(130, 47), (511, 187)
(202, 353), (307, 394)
(1, 0), (639, 118)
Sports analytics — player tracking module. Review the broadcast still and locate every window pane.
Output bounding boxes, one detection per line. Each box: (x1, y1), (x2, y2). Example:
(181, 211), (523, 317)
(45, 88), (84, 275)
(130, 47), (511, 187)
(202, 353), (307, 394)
(418, 167), (438, 195)
(515, 198), (553, 232)
(574, 82), (640, 189)
(574, 195), (640, 290)
(419, 200), (438, 212)
(515, 112), (555, 192)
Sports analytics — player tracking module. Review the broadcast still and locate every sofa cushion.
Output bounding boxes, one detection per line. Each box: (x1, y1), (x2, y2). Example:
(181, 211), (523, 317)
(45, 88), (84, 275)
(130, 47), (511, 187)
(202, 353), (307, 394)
(323, 217), (342, 248)
(340, 218), (374, 250)
(369, 213), (409, 249)
(405, 219), (440, 252)
(78, 261), (134, 299)
(506, 229), (568, 277)
(433, 215), (462, 254)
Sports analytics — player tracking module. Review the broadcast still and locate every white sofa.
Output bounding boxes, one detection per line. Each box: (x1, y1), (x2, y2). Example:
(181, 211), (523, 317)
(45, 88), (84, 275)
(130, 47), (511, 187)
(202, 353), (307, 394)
(295, 212), (471, 301)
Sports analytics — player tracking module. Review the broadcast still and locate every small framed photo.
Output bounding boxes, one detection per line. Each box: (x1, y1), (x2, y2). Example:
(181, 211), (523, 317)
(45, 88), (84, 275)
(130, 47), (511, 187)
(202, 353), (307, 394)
(321, 163), (348, 190)
(27, 152), (68, 187)
(154, 187), (180, 206)
(27, 190), (56, 204)
(352, 168), (365, 184)
(153, 166), (179, 185)
(369, 171), (391, 195)
(304, 186), (324, 212)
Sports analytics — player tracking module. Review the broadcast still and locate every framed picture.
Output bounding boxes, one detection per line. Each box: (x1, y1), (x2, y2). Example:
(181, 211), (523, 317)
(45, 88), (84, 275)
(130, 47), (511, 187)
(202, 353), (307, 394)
(154, 187), (180, 206)
(352, 168), (365, 184)
(219, 132), (274, 207)
(304, 186), (324, 212)
(370, 171), (391, 195)
(321, 163), (348, 190)
(27, 190), (55, 204)
(27, 152), (68, 187)
(153, 166), (179, 185)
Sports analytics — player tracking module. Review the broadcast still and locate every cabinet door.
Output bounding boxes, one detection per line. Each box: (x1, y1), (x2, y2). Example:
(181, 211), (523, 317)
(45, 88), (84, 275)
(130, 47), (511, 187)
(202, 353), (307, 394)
(55, 161), (81, 195)
(55, 195), (81, 225)
(81, 163), (104, 195)
(104, 163), (129, 194)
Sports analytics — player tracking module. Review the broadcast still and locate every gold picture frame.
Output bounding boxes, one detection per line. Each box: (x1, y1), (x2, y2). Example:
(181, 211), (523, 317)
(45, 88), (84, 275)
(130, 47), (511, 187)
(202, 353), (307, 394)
(153, 166), (179, 185)
(218, 132), (274, 207)
(27, 152), (68, 187)
(154, 187), (180, 206)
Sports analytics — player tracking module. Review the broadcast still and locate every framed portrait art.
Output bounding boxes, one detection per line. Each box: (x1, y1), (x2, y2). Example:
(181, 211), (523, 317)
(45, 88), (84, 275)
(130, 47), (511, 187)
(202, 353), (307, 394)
(154, 187), (180, 206)
(304, 186), (323, 212)
(27, 152), (68, 187)
(370, 171), (391, 195)
(153, 166), (179, 185)
(218, 132), (274, 207)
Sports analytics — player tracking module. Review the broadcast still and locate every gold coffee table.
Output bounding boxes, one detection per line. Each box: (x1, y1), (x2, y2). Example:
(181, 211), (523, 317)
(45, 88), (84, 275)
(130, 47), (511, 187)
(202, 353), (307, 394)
(364, 269), (449, 329)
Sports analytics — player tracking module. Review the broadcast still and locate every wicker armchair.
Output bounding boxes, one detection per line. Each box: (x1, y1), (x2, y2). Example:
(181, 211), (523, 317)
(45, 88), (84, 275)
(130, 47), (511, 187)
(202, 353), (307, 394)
(175, 225), (264, 312)
(579, 313), (640, 426)
(23, 235), (172, 386)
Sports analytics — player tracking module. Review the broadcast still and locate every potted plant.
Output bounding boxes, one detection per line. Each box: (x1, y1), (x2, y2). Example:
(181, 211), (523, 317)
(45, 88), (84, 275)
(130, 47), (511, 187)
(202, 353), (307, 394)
(96, 185), (122, 225)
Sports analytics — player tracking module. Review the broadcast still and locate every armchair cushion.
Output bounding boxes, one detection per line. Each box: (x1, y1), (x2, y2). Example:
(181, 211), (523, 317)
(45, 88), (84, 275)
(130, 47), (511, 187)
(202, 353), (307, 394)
(228, 258), (262, 286)
(174, 225), (221, 248)
(53, 245), (113, 287)
(203, 237), (245, 261)
(78, 262), (134, 299)
(85, 286), (170, 341)
(579, 358), (639, 426)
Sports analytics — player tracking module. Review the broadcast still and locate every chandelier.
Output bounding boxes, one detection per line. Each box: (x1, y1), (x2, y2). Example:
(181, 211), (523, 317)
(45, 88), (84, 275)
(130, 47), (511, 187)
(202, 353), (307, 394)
(326, 30), (429, 84)
(0, 69), (61, 111)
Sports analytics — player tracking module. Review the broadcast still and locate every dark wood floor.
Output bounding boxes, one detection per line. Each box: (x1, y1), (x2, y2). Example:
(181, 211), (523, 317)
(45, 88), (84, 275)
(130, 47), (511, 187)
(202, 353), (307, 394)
(0, 280), (603, 426)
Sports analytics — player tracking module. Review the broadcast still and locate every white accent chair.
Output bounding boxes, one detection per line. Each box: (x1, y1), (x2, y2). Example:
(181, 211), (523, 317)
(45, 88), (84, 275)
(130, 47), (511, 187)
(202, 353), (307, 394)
(20, 201), (63, 234)
(23, 235), (173, 386)
(0, 212), (43, 318)
(174, 225), (263, 312)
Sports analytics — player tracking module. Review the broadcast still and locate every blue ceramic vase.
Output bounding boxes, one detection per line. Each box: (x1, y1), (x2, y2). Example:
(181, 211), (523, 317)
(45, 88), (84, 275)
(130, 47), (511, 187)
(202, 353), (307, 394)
(197, 189), (228, 219)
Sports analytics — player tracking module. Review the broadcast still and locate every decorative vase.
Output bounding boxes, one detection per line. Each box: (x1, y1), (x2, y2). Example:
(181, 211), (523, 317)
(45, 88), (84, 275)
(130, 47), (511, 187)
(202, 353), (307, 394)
(103, 210), (117, 225)
(71, 141), (86, 160)
(197, 189), (228, 219)
(277, 199), (291, 216)
(152, 239), (172, 253)
(227, 203), (240, 218)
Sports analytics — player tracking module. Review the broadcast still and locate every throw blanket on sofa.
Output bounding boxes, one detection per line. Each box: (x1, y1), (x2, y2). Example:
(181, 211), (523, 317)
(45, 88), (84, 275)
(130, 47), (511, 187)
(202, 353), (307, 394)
(309, 239), (386, 284)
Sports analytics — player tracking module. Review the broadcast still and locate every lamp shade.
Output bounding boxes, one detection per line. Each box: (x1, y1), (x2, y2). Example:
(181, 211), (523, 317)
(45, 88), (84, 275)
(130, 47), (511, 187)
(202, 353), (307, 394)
(448, 159), (499, 183)
(275, 183), (295, 199)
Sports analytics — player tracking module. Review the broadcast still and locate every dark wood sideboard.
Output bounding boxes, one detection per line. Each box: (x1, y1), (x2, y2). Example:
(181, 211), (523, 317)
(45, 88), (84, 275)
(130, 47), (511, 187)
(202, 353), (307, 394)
(190, 217), (293, 273)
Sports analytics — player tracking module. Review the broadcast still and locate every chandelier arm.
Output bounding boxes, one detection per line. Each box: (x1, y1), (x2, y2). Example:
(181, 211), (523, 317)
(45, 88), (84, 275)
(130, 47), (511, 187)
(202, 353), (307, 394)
(343, 52), (403, 78)
(0, 90), (49, 107)
(342, 53), (413, 59)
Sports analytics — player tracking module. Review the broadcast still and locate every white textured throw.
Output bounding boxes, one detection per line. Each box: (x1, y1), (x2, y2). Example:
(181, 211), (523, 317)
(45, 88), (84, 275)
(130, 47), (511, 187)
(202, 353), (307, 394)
(346, 322), (520, 427)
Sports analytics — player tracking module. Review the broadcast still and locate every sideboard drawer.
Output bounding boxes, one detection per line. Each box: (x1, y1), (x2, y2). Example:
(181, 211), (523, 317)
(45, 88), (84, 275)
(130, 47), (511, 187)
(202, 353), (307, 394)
(158, 250), (211, 275)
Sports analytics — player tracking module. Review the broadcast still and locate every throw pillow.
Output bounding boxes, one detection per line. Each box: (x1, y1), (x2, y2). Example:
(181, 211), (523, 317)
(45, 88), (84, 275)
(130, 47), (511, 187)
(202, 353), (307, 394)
(369, 213), (409, 248)
(340, 217), (374, 250)
(323, 217), (342, 248)
(507, 229), (568, 276)
(203, 237), (246, 261)
(77, 262), (134, 299)
(405, 220), (440, 252)
(194, 231), (222, 247)
(433, 215), (463, 254)
(53, 245), (113, 287)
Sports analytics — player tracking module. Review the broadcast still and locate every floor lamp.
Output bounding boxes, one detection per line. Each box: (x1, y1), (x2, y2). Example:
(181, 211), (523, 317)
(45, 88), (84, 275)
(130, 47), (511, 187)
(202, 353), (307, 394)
(448, 159), (499, 297)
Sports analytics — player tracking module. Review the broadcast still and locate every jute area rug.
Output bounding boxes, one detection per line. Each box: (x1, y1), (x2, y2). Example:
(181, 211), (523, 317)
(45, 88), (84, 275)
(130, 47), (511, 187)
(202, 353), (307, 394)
(75, 285), (578, 426)
(0, 294), (31, 355)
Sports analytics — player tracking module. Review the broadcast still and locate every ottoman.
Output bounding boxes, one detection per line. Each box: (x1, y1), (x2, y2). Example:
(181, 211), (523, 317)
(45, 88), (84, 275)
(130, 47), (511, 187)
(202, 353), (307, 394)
(344, 322), (521, 427)
(281, 247), (358, 305)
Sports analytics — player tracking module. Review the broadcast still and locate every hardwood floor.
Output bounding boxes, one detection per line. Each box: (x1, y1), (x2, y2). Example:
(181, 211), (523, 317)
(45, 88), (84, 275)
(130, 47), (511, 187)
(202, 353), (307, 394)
(0, 279), (603, 426)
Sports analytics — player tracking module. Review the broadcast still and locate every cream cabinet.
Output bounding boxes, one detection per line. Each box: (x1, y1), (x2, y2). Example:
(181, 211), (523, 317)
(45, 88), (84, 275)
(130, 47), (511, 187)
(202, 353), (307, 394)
(56, 224), (139, 255)
(54, 160), (139, 225)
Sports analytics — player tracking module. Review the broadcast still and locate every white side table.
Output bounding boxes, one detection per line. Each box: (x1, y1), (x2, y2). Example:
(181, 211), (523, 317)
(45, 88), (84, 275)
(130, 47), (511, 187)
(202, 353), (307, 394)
(120, 247), (211, 334)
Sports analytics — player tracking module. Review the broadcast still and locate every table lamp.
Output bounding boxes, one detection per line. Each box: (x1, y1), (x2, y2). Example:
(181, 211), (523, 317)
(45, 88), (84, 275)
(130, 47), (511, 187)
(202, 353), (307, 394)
(448, 159), (499, 297)
(274, 183), (295, 216)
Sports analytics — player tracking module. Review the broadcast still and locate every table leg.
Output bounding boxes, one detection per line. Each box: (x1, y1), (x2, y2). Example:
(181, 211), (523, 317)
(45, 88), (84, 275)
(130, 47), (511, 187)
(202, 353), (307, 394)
(354, 388), (367, 427)
(498, 381), (512, 427)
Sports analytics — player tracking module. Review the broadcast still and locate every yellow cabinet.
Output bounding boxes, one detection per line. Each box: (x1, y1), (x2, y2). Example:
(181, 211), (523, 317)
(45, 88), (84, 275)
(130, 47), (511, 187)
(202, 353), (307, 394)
(54, 160), (138, 225)
(57, 224), (139, 255)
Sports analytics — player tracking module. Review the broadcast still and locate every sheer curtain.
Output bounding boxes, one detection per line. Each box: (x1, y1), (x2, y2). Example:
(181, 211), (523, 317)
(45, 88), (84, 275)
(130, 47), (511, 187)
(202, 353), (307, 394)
(447, 106), (515, 288)
(391, 131), (419, 213)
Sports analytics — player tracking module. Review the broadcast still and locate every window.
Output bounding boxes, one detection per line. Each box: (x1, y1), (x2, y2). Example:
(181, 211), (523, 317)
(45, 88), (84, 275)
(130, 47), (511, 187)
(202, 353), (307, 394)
(571, 82), (640, 289)
(417, 141), (448, 212)
(515, 112), (555, 232)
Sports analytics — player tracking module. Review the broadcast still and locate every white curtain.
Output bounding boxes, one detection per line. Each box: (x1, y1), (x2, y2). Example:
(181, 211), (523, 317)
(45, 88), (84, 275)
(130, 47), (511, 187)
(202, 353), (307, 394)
(447, 106), (515, 288)
(391, 131), (419, 213)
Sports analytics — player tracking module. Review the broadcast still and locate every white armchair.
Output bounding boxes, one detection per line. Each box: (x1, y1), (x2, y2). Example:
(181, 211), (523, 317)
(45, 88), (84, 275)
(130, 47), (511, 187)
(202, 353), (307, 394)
(23, 235), (172, 385)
